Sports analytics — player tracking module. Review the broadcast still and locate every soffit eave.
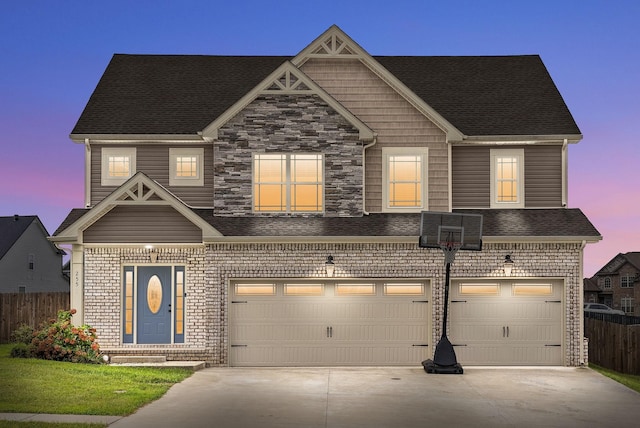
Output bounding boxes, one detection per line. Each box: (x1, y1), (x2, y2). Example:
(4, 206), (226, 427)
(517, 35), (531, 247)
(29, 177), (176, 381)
(70, 134), (210, 144)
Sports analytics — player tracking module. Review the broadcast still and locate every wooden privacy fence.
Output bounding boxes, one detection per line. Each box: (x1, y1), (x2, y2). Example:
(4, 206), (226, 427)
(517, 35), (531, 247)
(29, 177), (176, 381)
(584, 314), (640, 375)
(0, 292), (70, 343)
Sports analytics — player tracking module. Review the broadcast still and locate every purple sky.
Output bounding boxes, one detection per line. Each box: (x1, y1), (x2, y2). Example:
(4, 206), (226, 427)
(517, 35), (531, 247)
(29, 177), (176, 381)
(1, 1), (638, 277)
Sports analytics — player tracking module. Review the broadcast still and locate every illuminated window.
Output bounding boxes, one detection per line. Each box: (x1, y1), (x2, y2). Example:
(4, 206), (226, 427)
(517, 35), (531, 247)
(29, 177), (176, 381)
(459, 283), (500, 295)
(102, 148), (136, 186)
(384, 283), (424, 295)
(123, 267), (134, 343)
(253, 153), (323, 212)
(491, 149), (524, 208)
(336, 283), (376, 295)
(235, 283), (276, 295)
(382, 148), (428, 211)
(512, 284), (553, 296)
(170, 148), (204, 186)
(284, 283), (324, 296)
(174, 267), (185, 343)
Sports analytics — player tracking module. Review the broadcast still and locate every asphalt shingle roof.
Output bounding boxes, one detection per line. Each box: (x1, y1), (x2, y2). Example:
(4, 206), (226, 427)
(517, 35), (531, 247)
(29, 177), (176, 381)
(0, 215), (38, 259)
(55, 209), (600, 239)
(71, 54), (580, 137)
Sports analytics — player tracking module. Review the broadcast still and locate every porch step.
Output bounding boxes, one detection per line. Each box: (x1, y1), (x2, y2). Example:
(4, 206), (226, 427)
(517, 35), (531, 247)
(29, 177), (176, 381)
(110, 355), (167, 364)
(109, 355), (206, 371)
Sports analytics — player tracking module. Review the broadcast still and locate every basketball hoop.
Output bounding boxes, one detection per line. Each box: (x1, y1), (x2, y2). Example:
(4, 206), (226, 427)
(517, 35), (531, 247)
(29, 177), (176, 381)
(438, 241), (463, 266)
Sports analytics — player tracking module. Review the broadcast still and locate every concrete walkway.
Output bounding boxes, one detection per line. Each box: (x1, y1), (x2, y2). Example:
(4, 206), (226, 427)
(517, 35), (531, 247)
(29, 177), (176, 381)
(2, 367), (640, 427)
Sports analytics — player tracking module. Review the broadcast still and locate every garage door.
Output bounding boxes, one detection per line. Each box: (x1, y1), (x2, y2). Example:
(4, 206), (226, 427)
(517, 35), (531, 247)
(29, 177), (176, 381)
(449, 280), (563, 365)
(229, 280), (431, 366)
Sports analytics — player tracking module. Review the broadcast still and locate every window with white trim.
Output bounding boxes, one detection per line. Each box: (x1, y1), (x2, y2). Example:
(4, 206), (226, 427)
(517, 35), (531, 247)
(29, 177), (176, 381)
(621, 275), (635, 288)
(169, 148), (204, 186)
(604, 277), (612, 289)
(621, 297), (634, 314)
(253, 153), (323, 213)
(382, 147), (428, 212)
(102, 148), (136, 186)
(490, 148), (524, 208)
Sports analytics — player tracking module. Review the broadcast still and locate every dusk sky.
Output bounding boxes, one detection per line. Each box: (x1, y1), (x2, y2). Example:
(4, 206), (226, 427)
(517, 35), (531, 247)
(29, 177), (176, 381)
(1, 1), (638, 277)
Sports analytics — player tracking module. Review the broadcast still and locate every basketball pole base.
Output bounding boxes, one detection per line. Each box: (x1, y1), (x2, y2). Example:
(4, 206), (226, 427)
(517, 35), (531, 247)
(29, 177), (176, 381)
(422, 359), (464, 374)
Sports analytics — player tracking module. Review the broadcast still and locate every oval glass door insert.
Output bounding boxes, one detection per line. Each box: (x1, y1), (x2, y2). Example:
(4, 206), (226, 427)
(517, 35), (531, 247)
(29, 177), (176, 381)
(147, 275), (163, 314)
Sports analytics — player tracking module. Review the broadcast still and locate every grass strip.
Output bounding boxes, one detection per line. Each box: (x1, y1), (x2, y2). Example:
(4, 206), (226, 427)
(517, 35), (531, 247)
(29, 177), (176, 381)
(590, 363), (640, 393)
(0, 344), (192, 415)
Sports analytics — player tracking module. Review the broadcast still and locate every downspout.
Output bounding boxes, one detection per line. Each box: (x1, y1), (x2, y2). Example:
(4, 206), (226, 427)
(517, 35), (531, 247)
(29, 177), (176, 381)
(579, 239), (587, 365)
(562, 139), (568, 207)
(362, 134), (378, 215)
(448, 139), (452, 211)
(84, 139), (91, 208)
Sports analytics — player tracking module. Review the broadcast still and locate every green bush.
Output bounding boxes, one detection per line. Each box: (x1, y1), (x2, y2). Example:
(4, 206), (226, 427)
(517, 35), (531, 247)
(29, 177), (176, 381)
(10, 342), (31, 358)
(30, 309), (103, 364)
(10, 323), (34, 344)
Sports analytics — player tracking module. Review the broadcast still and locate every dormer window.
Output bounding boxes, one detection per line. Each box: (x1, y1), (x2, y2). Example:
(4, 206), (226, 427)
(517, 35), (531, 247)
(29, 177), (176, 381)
(101, 148), (136, 186)
(253, 153), (323, 213)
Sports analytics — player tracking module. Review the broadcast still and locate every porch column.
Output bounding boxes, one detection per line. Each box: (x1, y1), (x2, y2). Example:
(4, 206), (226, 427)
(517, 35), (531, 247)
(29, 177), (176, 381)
(70, 244), (84, 325)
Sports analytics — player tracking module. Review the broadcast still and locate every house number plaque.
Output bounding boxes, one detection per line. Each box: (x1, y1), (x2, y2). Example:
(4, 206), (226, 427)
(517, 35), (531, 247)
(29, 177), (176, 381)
(147, 275), (163, 314)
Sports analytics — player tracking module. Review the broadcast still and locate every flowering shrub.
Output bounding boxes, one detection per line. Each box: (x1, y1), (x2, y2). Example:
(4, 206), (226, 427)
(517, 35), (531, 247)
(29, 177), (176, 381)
(30, 309), (103, 364)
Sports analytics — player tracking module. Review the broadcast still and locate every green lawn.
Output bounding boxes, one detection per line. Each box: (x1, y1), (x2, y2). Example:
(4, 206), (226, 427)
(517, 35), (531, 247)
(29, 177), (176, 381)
(590, 364), (640, 393)
(0, 344), (192, 416)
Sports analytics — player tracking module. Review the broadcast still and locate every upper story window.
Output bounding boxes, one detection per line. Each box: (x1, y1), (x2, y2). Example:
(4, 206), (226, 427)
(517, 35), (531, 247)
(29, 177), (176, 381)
(621, 275), (635, 288)
(490, 148), (524, 208)
(382, 147), (428, 212)
(253, 153), (323, 213)
(28, 254), (35, 270)
(604, 277), (612, 289)
(169, 148), (204, 186)
(102, 148), (136, 186)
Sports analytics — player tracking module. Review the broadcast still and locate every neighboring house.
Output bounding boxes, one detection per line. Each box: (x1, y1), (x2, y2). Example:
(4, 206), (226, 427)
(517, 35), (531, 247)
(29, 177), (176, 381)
(51, 26), (601, 367)
(587, 252), (640, 315)
(0, 215), (68, 293)
(583, 277), (601, 304)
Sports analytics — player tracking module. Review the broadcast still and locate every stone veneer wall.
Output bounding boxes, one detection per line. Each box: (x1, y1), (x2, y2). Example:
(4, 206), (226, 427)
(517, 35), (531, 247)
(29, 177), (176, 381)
(83, 242), (585, 366)
(215, 94), (363, 217)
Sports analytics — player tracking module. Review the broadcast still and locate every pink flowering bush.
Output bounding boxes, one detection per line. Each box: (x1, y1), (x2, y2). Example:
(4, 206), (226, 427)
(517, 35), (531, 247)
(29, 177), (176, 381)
(29, 309), (103, 364)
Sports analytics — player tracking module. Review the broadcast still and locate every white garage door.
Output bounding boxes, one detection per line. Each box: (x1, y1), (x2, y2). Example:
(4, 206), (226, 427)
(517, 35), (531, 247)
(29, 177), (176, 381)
(449, 280), (563, 365)
(229, 280), (431, 366)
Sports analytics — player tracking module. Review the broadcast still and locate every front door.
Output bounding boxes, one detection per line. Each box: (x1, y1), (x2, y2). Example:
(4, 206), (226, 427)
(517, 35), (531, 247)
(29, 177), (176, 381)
(137, 266), (172, 344)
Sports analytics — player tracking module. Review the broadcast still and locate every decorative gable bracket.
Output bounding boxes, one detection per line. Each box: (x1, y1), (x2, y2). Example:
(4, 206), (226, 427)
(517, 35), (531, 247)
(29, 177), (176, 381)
(202, 61), (374, 141)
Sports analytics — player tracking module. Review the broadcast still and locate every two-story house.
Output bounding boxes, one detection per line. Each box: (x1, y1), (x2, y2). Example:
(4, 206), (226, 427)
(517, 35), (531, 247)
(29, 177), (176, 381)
(587, 252), (640, 314)
(1, 215), (68, 293)
(51, 26), (600, 367)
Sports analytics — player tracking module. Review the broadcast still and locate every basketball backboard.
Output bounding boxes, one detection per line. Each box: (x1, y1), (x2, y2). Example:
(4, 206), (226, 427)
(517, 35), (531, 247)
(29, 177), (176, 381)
(418, 211), (483, 251)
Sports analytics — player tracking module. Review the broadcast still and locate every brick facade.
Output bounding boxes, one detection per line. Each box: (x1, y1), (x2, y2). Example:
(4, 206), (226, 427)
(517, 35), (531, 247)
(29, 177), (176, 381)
(85, 242), (585, 366)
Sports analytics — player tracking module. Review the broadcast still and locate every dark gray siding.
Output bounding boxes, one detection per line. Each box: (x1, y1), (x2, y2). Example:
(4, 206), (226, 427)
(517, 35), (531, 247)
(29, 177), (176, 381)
(524, 145), (563, 207)
(91, 144), (213, 207)
(452, 145), (563, 208)
(83, 205), (202, 243)
(452, 146), (490, 208)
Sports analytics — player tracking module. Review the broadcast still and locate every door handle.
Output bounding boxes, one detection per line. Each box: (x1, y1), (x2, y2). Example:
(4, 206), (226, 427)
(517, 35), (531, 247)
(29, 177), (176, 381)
(507, 326), (509, 337)
(330, 326), (333, 338)
(168, 304), (171, 313)
(503, 326), (506, 337)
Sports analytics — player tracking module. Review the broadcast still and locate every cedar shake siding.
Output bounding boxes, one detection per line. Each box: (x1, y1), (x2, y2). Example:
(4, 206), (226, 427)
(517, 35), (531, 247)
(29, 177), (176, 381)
(215, 94), (363, 217)
(91, 144), (213, 207)
(452, 145), (563, 208)
(301, 58), (448, 213)
(83, 205), (202, 243)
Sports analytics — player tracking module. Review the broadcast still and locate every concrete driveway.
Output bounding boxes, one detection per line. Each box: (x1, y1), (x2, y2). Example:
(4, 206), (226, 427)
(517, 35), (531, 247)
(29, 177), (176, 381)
(110, 366), (640, 428)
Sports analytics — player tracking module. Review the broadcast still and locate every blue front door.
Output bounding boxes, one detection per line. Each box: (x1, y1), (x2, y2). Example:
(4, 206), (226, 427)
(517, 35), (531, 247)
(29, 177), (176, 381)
(137, 266), (172, 344)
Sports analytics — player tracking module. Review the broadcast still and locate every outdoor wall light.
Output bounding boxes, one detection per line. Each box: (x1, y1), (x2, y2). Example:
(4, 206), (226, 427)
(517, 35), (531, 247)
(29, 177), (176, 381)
(146, 246), (158, 263)
(325, 255), (335, 277)
(503, 254), (514, 276)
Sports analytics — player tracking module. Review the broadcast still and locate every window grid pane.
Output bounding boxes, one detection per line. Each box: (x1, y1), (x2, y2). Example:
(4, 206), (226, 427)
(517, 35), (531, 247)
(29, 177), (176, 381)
(254, 154), (322, 212)
(124, 271), (134, 336)
(109, 156), (131, 177)
(388, 155), (421, 207)
(176, 156), (197, 177)
(496, 157), (518, 202)
(175, 271), (184, 335)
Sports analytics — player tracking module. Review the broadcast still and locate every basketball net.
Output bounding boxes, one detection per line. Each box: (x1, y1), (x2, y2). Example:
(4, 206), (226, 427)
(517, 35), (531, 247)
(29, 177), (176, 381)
(439, 241), (462, 266)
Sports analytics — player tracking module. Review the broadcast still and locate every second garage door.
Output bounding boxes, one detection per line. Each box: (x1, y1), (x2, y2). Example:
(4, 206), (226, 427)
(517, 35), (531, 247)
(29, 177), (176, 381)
(229, 280), (431, 366)
(449, 279), (564, 365)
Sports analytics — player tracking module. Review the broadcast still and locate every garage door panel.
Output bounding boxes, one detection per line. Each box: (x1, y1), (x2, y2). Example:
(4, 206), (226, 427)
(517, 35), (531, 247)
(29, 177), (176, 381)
(450, 280), (563, 366)
(230, 280), (431, 366)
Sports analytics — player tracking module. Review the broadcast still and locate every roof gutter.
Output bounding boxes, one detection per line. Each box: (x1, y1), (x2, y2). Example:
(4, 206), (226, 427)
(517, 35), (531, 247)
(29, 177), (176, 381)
(70, 134), (208, 144)
(455, 134), (583, 144)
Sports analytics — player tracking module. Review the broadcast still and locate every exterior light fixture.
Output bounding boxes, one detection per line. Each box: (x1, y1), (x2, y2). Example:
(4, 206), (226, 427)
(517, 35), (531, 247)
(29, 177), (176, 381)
(325, 255), (335, 277)
(503, 254), (514, 276)
(146, 245), (158, 263)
